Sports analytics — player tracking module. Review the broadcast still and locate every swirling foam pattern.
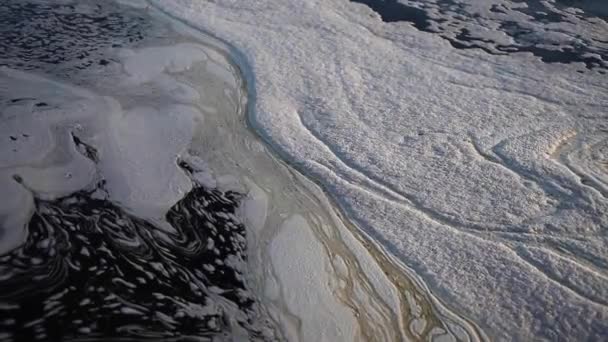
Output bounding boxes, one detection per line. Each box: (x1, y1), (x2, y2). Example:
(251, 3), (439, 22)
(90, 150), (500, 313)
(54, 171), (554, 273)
(151, 0), (608, 339)
(0, 185), (264, 341)
(0, 1), (149, 74)
(0, 1), (277, 341)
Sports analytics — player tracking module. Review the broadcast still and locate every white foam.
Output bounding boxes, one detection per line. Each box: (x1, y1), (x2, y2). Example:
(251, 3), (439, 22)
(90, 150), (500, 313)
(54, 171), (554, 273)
(121, 43), (209, 84)
(153, 73), (201, 103)
(0, 176), (32, 255)
(98, 103), (198, 217)
(0, 41), (234, 249)
(269, 214), (359, 342)
(403, 0), (608, 62)
(239, 178), (268, 233)
(0, 68), (105, 253)
(153, 0), (608, 339)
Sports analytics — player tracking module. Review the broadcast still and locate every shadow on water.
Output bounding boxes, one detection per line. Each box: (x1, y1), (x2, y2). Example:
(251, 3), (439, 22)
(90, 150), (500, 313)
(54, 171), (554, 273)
(350, 0), (607, 72)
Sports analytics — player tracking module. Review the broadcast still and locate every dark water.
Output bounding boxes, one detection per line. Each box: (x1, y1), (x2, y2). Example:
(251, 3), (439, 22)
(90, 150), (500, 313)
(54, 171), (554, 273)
(554, 0), (608, 19)
(0, 1), (148, 76)
(351, 0), (430, 25)
(0, 184), (260, 341)
(351, 0), (607, 72)
(0, 1), (273, 341)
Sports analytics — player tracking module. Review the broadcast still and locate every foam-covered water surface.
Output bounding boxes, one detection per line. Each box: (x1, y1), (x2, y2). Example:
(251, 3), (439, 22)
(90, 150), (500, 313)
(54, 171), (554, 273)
(0, 1), (272, 340)
(0, 186), (260, 340)
(351, 0), (608, 72)
(153, 0), (608, 340)
(0, 0), (151, 75)
(0, 1), (483, 341)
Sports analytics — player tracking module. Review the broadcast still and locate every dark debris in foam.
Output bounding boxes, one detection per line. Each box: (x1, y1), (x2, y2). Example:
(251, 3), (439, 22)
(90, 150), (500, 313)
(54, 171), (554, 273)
(0, 0), (149, 74)
(351, 0), (607, 72)
(0, 181), (269, 341)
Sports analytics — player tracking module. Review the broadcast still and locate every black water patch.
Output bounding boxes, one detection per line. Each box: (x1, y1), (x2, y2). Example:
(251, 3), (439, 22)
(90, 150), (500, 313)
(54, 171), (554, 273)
(0, 184), (268, 341)
(71, 133), (99, 163)
(350, 0), (608, 71)
(351, 0), (430, 27)
(8, 98), (35, 104)
(554, 0), (608, 20)
(450, 25), (606, 69)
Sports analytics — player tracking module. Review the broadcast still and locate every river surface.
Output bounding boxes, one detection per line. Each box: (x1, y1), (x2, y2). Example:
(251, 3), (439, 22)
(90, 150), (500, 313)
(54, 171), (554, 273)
(0, 1), (485, 341)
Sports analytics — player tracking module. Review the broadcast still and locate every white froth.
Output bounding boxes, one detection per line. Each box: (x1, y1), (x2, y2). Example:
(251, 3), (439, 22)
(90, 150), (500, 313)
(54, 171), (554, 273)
(153, 73), (201, 102)
(269, 214), (359, 342)
(239, 178), (268, 233)
(121, 43), (209, 84)
(0, 68), (104, 253)
(154, 0), (608, 339)
(99, 104), (198, 217)
(410, 0), (608, 62)
(0, 40), (237, 251)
